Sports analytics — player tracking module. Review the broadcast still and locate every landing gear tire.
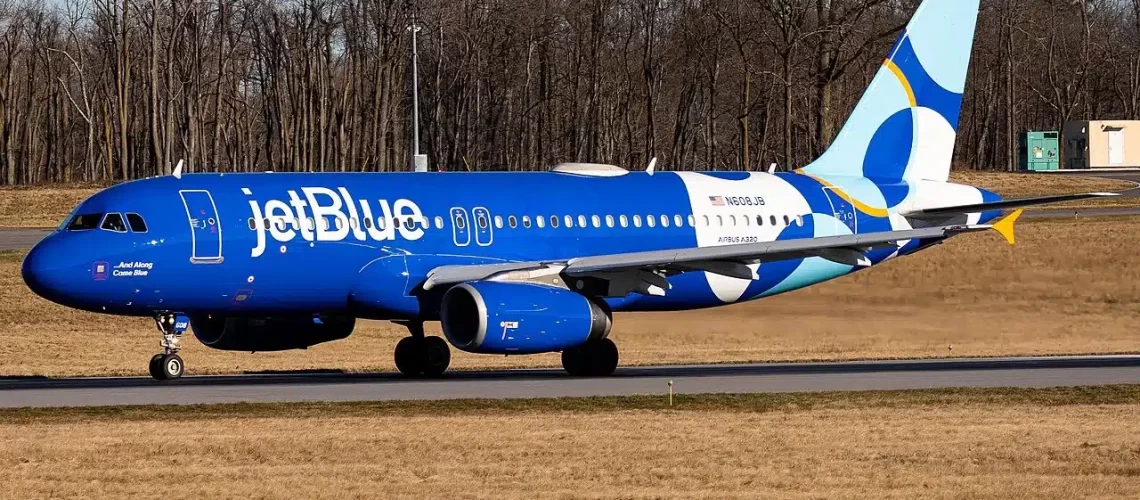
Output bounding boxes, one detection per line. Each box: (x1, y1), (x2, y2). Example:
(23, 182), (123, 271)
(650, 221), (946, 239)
(149, 313), (186, 381)
(394, 336), (452, 377)
(422, 336), (451, 378)
(160, 354), (184, 380)
(148, 354), (165, 380)
(562, 338), (619, 377)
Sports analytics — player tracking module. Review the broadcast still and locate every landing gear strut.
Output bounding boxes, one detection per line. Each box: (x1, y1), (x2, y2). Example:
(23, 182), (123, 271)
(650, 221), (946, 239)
(393, 321), (451, 377)
(149, 313), (187, 380)
(562, 338), (619, 377)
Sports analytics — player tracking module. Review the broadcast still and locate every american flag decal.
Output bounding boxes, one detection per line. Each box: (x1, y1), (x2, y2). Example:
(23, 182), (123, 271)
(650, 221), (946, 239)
(709, 196), (725, 206)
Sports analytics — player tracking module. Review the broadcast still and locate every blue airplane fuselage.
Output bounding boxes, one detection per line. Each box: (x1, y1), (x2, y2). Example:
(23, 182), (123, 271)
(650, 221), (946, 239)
(20, 170), (999, 322)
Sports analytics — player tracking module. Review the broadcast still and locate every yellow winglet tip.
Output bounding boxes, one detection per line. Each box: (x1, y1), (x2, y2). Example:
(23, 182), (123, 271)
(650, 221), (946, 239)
(993, 209), (1023, 245)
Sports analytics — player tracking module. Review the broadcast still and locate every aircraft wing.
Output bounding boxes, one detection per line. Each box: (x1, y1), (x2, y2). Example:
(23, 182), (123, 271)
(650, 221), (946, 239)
(901, 192), (1118, 218)
(421, 215), (1017, 296)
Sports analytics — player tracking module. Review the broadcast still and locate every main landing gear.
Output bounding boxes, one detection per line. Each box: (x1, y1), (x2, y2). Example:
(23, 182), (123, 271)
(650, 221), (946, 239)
(393, 321), (451, 377)
(149, 313), (187, 380)
(561, 338), (619, 377)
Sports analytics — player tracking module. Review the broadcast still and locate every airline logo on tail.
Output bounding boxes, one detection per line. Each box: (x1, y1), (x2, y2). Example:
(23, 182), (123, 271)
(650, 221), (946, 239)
(244, 187), (425, 257)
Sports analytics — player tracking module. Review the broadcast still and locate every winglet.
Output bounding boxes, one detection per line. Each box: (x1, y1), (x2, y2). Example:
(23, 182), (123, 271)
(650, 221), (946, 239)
(172, 159), (184, 179)
(992, 209), (1023, 245)
(646, 157), (657, 176)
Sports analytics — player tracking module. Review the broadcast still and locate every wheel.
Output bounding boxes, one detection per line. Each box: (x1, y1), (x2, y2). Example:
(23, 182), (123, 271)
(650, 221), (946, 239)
(160, 354), (183, 380)
(421, 336), (451, 377)
(148, 354), (165, 380)
(394, 336), (425, 376)
(562, 339), (619, 377)
(561, 346), (588, 377)
(589, 338), (619, 376)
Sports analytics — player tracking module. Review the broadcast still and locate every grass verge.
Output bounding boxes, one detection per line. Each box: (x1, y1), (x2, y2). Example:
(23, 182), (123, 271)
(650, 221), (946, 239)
(3, 385), (1140, 500)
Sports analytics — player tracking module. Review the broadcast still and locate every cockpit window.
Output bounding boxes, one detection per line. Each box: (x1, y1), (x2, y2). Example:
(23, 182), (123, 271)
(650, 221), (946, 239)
(100, 213), (127, 233)
(126, 213), (148, 233)
(66, 213), (104, 231)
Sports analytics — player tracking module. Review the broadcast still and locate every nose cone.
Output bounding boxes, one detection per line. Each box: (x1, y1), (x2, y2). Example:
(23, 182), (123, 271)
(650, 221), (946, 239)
(22, 234), (72, 304)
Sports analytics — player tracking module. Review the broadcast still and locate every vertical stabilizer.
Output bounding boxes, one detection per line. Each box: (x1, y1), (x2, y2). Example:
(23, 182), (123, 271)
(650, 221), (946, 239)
(802, 0), (980, 183)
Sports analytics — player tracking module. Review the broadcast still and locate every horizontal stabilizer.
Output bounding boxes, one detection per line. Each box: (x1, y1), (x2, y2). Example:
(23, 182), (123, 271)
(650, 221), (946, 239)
(901, 192), (1118, 218)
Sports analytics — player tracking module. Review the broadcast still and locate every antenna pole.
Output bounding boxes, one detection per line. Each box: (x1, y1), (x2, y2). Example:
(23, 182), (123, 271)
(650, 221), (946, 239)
(410, 10), (427, 172)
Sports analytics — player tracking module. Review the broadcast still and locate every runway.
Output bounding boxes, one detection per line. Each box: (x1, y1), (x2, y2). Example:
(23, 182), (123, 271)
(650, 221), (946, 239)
(2, 355), (1140, 408)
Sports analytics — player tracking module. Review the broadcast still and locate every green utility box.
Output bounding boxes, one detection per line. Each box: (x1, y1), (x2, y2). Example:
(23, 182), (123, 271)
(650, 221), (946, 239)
(1019, 131), (1060, 171)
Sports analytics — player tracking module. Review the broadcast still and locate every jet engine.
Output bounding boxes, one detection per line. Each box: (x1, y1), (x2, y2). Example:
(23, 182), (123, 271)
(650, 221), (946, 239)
(190, 314), (355, 352)
(440, 281), (612, 354)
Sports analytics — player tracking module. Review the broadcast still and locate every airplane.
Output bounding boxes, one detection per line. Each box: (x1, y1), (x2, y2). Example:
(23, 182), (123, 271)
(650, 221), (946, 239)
(20, 0), (1117, 380)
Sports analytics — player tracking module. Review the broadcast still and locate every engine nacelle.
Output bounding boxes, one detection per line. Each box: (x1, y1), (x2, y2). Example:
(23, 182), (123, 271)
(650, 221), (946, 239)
(190, 314), (355, 352)
(440, 281), (612, 354)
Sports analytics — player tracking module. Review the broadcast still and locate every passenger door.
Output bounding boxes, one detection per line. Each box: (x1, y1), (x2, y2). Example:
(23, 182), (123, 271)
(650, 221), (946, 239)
(179, 190), (224, 263)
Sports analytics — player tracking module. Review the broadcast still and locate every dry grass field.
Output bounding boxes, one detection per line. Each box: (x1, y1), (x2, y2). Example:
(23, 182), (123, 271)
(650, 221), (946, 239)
(2, 387), (1140, 499)
(1, 213), (1139, 377)
(0, 171), (1134, 228)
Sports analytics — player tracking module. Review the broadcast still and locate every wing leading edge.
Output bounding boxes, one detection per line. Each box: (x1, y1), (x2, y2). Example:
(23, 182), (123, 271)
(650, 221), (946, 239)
(422, 216), (1020, 296)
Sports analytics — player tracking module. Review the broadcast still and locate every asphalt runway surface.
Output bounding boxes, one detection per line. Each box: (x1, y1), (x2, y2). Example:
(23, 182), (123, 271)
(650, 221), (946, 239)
(2, 356), (1140, 408)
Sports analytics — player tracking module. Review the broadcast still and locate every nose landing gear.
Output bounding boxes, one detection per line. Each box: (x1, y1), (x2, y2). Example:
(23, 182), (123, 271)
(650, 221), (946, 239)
(149, 313), (188, 380)
(393, 321), (451, 378)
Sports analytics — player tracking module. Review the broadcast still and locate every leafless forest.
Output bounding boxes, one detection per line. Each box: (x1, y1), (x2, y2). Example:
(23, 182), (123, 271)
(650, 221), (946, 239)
(0, 0), (1130, 184)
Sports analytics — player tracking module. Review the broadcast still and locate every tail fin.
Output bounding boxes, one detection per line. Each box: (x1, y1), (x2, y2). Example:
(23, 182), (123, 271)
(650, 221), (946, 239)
(802, 0), (980, 183)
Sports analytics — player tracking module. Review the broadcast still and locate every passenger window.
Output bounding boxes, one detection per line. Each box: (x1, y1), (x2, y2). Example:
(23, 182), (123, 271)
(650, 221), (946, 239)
(742, 215), (750, 227)
(757, 215), (764, 226)
(591, 215), (601, 228)
(494, 216), (503, 229)
(364, 217), (373, 229)
(633, 215), (642, 228)
(605, 215), (615, 228)
(101, 213), (127, 233)
(687, 215), (695, 227)
(770, 215), (777, 226)
(550, 216), (559, 228)
(477, 214), (488, 229)
(435, 216), (445, 229)
(577, 215), (587, 228)
(66, 213), (103, 231)
(674, 215), (683, 227)
(783, 215), (790, 226)
(126, 213), (148, 232)
(620, 215), (629, 228)
(729, 215), (737, 226)
(564, 215), (573, 228)
(406, 217), (415, 228)
(646, 215), (656, 228)
(716, 215), (724, 226)
(536, 216), (545, 228)
(522, 216), (532, 228)
(455, 217), (464, 230)
(508, 215), (517, 228)
(701, 215), (709, 227)
(247, 217), (257, 230)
